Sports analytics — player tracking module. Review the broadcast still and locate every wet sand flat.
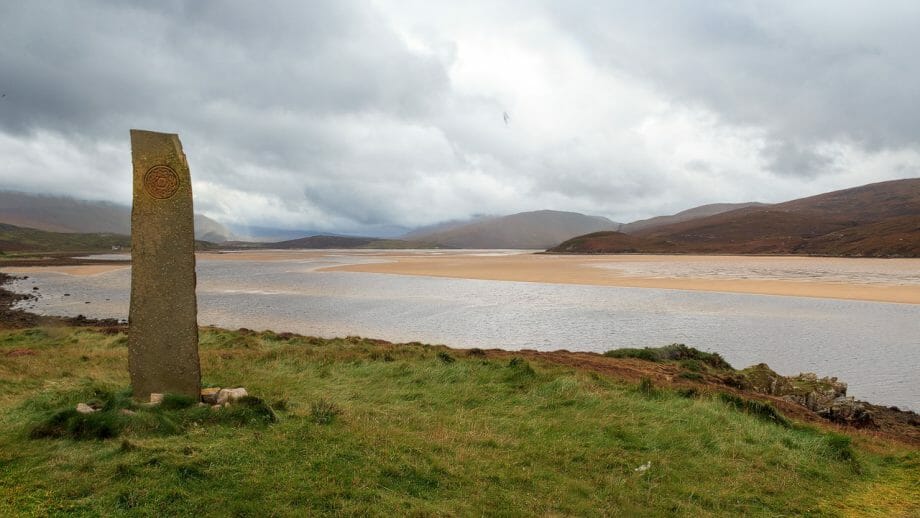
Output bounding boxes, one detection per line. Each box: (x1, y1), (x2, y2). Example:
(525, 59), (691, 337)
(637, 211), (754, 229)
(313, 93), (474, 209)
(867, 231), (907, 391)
(2, 264), (130, 277)
(322, 253), (920, 304)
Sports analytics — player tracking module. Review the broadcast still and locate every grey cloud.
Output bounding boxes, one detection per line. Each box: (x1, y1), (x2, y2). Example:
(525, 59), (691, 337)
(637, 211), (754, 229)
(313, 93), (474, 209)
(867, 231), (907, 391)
(545, 1), (920, 173)
(0, 0), (447, 137)
(0, 0), (457, 231)
(0, 1), (918, 231)
(761, 140), (837, 178)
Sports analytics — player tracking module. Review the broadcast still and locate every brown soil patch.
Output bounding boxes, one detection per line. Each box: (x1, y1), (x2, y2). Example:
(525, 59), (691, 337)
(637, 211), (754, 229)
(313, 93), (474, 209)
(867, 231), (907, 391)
(5, 348), (36, 357)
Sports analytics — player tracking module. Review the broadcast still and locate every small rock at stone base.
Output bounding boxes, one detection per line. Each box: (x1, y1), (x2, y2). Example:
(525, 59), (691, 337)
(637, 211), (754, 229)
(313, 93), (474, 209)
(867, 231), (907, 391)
(201, 387), (222, 404)
(120, 409), (136, 416)
(149, 393), (164, 405)
(211, 404), (222, 411)
(76, 403), (96, 414)
(216, 387), (248, 405)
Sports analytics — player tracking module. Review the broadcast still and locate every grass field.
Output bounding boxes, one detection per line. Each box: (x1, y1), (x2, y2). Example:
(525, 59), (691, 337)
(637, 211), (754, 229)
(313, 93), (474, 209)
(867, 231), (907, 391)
(0, 327), (917, 516)
(0, 223), (130, 254)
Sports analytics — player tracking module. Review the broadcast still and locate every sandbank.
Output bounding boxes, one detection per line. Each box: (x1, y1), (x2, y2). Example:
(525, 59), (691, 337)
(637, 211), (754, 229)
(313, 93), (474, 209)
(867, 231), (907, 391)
(322, 253), (920, 304)
(2, 264), (130, 277)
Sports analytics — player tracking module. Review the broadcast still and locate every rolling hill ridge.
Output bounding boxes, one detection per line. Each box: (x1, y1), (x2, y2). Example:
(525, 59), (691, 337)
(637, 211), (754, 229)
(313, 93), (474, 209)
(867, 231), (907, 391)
(619, 202), (765, 234)
(0, 191), (234, 242)
(550, 179), (920, 257)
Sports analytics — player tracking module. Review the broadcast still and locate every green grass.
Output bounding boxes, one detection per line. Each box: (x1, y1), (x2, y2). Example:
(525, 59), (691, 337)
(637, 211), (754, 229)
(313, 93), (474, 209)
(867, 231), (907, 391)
(604, 343), (733, 370)
(0, 222), (131, 253)
(0, 327), (917, 516)
(716, 392), (791, 428)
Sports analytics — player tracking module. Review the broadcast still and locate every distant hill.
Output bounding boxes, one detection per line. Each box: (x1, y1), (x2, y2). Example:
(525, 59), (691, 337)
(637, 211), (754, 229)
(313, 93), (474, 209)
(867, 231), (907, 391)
(405, 210), (619, 249)
(230, 223), (413, 241)
(550, 179), (920, 257)
(0, 222), (222, 254)
(269, 235), (448, 250)
(620, 202), (765, 234)
(0, 191), (235, 242)
(0, 223), (131, 253)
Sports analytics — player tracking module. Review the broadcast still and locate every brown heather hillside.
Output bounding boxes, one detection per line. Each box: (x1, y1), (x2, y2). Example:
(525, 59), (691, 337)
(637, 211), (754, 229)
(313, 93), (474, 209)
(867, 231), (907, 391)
(618, 202), (765, 234)
(548, 231), (672, 254)
(549, 179), (920, 257)
(795, 215), (920, 257)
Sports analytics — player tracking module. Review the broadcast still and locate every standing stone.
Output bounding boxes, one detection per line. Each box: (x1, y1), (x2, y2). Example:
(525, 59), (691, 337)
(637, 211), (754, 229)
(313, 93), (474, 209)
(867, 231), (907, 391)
(128, 130), (201, 400)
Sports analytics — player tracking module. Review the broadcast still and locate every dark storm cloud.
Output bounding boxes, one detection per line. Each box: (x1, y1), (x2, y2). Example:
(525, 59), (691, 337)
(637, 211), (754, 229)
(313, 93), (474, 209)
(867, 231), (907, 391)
(0, 0), (447, 137)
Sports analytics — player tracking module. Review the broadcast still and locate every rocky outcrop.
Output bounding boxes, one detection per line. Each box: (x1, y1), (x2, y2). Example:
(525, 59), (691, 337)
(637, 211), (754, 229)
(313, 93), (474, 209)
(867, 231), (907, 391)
(814, 397), (875, 427)
(723, 364), (882, 428)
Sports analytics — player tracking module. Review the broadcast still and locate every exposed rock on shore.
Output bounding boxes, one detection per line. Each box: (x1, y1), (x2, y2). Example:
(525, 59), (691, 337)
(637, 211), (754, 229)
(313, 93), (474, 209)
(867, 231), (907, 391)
(723, 363), (920, 428)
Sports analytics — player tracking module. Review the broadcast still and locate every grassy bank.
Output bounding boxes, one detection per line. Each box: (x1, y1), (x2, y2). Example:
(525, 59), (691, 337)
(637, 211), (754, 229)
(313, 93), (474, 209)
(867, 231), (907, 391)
(1, 327), (917, 516)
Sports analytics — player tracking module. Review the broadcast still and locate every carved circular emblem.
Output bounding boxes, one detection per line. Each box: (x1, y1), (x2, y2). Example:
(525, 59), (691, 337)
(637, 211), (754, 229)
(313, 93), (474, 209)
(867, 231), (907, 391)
(144, 165), (180, 199)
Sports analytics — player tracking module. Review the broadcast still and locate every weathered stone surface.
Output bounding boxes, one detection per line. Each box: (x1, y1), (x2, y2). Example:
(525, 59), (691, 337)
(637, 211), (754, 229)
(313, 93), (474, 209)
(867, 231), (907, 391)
(818, 397), (875, 427)
(129, 130), (201, 400)
(216, 387), (248, 405)
(727, 363), (878, 427)
(76, 403), (96, 414)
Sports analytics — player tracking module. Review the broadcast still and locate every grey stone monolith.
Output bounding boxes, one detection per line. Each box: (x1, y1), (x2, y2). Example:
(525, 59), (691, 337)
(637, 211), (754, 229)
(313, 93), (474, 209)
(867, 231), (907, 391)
(128, 129), (200, 400)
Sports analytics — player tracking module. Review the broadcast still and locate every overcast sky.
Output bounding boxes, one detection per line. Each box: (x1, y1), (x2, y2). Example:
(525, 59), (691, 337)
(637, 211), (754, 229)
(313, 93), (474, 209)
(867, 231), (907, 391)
(2, 1), (919, 234)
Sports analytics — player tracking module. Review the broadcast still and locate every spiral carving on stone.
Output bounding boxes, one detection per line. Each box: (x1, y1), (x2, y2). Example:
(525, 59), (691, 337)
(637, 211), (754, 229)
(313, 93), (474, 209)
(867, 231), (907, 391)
(144, 165), (180, 199)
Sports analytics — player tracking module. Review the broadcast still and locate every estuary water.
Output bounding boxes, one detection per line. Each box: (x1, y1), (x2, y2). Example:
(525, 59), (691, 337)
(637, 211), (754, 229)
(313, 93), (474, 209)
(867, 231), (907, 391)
(6, 251), (919, 409)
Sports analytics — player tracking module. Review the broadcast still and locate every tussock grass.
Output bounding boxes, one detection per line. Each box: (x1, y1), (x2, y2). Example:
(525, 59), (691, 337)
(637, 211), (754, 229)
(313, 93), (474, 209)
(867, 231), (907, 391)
(717, 392), (791, 427)
(0, 327), (917, 516)
(27, 385), (276, 441)
(604, 343), (733, 370)
(310, 399), (341, 425)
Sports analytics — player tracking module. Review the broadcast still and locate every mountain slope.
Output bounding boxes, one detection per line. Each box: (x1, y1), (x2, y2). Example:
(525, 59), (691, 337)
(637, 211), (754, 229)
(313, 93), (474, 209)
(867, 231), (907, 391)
(407, 210), (619, 249)
(548, 231), (672, 254)
(620, 202), (765, 234)
(551, 179), (920, 257)
(0, 191), (234, 242)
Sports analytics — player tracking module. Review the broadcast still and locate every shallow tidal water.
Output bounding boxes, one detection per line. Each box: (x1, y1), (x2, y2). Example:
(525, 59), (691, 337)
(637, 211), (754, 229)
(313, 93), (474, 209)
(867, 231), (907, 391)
(7, 252), (919, 410)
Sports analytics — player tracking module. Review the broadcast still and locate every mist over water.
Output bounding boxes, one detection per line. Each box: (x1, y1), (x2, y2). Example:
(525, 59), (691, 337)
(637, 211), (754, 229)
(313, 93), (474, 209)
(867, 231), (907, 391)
(8, 253), (919, 410)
